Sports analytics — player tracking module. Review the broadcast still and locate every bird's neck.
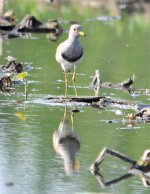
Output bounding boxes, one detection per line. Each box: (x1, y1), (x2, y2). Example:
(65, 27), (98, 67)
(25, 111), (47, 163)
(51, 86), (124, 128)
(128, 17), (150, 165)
(68, 35), (79, 43)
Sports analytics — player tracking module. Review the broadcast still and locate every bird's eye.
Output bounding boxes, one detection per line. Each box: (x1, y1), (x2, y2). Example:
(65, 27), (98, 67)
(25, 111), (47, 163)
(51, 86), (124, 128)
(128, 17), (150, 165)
(74, 28), (77, 31)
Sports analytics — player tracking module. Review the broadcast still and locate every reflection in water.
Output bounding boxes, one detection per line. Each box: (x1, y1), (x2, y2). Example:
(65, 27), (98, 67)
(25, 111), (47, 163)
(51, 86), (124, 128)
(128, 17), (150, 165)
(91, 148), (150, 188)
(46, 19), (63, 42)
(0, 36), (3, 56)
(15, 111), (27, 121)
(8, 15), (63, 41)
(53, 106), (80, 175)
(0, 36), (6, 56)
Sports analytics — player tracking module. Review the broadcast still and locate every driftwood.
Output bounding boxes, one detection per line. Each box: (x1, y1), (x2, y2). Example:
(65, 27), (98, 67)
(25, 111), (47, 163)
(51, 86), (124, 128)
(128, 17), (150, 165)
(90, 148), (150, 188)
(44, 70), (150, 125)
(45, 95), (137, 110)
(44, 71), (149, 111)
(90, 70), (150, 98)
(0, 10), (16, 31)
(45, 75), (150, 111)
(0, 59), (23, 73)
(14, 15), (63, 34)
(0, 76), (12, 92)
(0, 8), (64, 41)
(1, 15), (63, 41)
(0, 25), (15, 31)
(89, 70), (134, 95)
(102, 78), (134, 93)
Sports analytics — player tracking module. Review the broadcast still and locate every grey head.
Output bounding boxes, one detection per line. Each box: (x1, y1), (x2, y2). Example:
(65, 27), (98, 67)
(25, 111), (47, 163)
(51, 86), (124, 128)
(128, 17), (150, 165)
(68, 24), (86, 39)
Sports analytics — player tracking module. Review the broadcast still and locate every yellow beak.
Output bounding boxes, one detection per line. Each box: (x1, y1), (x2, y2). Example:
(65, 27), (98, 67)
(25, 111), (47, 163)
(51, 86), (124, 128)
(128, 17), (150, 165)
(78, 31), (86, 37)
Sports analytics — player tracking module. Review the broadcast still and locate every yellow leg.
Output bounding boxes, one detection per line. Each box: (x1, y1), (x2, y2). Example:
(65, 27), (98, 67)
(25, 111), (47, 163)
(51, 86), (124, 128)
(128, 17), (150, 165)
(71, 111), (74, 129)
(64, 72), (68, 98)
(62, 106), (67, 128)
(72, 67), (78, 97)
(63, 105), (67, 119)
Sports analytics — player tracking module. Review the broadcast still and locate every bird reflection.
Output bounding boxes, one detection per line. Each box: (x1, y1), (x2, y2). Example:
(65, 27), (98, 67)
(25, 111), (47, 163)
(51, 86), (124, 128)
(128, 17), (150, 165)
(53, 106), (80, 175)
(90, 148), (150, 188)
(0, 36), (6, 56)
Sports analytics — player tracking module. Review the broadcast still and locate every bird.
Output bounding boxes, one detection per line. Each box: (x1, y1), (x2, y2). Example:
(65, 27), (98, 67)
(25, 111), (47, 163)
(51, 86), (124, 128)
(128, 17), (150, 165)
(55, 24), (86, 97)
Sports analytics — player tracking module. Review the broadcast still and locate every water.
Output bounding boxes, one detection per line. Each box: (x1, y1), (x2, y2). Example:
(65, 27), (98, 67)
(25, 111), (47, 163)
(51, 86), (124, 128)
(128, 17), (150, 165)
(0, 3), (150, 194)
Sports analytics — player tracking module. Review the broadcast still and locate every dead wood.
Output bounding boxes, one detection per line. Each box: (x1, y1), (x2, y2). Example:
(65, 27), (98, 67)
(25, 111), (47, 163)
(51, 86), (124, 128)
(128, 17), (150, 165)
(89, 70), (134, 94)
(0, 60), (23, 73)
(102, 78), (134, 93)
(0, 25), (15, 31)
(89, 70), (102, 96)
(45, 95), (137, 110)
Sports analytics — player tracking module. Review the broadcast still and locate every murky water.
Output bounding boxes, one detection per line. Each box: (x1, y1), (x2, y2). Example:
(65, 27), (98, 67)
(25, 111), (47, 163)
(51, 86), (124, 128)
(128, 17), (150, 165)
(0, 3), (150, 194)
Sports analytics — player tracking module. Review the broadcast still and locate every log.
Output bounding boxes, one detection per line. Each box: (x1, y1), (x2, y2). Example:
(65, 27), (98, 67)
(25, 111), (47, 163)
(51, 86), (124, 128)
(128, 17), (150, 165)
(0, 25), (15, 31)
(45, 95), (136, 109)
(89, 70), (150, 98)
(17, 26), (57, 33)
(46, 96), (103, 103)
(102, 78), (134, 93)
(89, 70), (134, 94)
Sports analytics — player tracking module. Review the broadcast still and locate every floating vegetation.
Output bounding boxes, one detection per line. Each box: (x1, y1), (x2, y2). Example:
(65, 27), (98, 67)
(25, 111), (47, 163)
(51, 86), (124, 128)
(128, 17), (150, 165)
(15, 111), (27, 121)
(0, 56), (28, 98)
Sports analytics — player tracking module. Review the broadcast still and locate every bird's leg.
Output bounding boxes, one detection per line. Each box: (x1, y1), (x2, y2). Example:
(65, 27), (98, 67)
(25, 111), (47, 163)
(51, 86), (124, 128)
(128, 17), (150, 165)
(64, 71), (68, 98)
(63, 105), (67, 120)
(72, 67), (78, 97)
(61, 106), (67, 127)
(71, 111), (74, 130)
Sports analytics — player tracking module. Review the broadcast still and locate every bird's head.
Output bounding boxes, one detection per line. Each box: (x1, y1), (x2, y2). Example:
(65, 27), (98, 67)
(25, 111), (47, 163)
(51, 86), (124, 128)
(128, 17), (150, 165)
(69, 24), (86, 39)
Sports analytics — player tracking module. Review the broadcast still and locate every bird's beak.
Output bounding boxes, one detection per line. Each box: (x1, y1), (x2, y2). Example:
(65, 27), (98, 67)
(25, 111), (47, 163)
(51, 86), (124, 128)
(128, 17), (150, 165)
(78, 31), (86, 37)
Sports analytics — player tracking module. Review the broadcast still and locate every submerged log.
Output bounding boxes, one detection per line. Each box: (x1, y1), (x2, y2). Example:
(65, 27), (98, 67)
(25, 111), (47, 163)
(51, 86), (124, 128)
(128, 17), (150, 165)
(46, 96), (104, 104)
(45, 95), (136, 109)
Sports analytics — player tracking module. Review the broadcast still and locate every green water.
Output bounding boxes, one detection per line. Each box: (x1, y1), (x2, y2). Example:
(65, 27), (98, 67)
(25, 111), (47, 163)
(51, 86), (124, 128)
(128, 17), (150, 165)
(0, 2), (150, 194)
